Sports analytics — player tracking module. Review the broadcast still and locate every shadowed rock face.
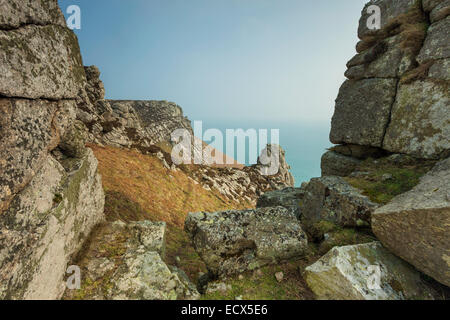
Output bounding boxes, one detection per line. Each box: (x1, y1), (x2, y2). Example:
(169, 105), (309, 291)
(185, 207), (308, 277)
(0, 0), (105, 299)
(304, 242), (438, 300)
(372, 158), (450, 287)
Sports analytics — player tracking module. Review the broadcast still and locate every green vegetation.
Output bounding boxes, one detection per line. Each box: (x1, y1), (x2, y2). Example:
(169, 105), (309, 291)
(345, 157), (436, 204)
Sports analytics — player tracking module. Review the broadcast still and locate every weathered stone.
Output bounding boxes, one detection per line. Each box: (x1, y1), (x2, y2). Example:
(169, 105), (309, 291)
(185, 207), (308, 277)
(383, 80), (450, 159)
(330, 144), (385, 159)
(423, 0), (446, 12)
(0, 149), (105, 299)
(300, 176), (379, 228)
(330, 79), (398, 147)
(345, 35), (415, 79)
(417, 16), (450, 63)
(0, 25), (85, 99)
(59, 120), (88, 159)
(372, 158), (450, 287)
(0, 98), (76, 213)
(256, 187), (305, 218)
(358, 0), (421, 39)
(304, 242), (438, 300)
(428, 58), (450, 80)
(429, 0), (450, 22)
(0, 0), (66, 29)
(321, 151), (361, 177)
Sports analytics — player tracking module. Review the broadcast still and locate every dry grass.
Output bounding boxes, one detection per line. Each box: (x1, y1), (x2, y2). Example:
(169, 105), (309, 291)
(400, 60), (435, 84)
(88, 144), (251, 280)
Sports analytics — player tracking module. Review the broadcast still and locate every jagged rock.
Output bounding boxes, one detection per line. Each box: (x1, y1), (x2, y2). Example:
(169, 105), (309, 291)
(304, 242), (438, 300)
(357, 0), (421, 39)
(256, 144), (295, 186)
(330, 79), (398, 147)
(0, 0), (66, 29)
(59, 120), (88, 158)
(372, 158), (450, 287)
(257, 187), (305, 219)
(383, 80), (450, 159)
(345, 35), (415, 79)
(185, 207), (308, 277)
(321, 151), (361, 177)
(428, 58), (450, 80)
(0, 25), (85, 99)
(0, 98), (76, 213)
(300, 176), (379, 228)
(0, 149), (105, 299)
(417, 16), (450, 63)
(429, 0), (450, 23)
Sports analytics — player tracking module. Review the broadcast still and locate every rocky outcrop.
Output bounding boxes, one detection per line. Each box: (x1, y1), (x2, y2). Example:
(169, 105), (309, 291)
(372, 158), (450, 287)
(330, 0), (449, 160)
(304, 242), (438, 300)
(0, 1), (105, 299)
(185, 207), (308, 277)
(65, 221), (199, 300)
(0, 150), (104, 299)
(257, 187), (305, 219)
(300, 176), (379, 228)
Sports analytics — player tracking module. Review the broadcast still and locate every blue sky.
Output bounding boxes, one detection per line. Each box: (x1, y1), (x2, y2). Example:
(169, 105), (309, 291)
(59, 0), (367, 124)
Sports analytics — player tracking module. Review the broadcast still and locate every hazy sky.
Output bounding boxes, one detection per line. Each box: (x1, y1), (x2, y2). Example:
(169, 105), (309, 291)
(59, 0), (367, 123)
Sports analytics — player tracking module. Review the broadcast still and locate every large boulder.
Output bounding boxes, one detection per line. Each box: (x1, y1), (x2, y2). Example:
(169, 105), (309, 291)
(256, 187), (305, 219)
(304, 242), (438, 300)
(300, 176), (379, 228)
(428, 58), (450, 80)
(64, 221), (199, 300)
(0, 149), (105, 299)
(321, 151), (361, 177)
(383, 80), (450, 159)
(0, 25), (85, 99)
(330, 79), (398, 147)
(372, 158), (450, 287)
(185, 207), (308, 277)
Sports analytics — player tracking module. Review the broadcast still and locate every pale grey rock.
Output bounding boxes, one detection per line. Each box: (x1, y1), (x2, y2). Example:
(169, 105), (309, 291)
(358, 0), (421, 39)
(383, 80), (450, 159)
(300, 176), (379, 228)
(417, 16), (450, 63)
(321, 151), (361, 177)
(257, 187), (305, 219)
(304, 242), (438, 300)
(330, 79), (398, 147)
(0, 149), (105, 299)
(372, 158), (450, 287)
(205, 282), (232, 295)
(59, 120), (88, 159)
(0, 25), (85, 99)
(0, 0), (66, 29)
(0, 98), (76, 213)
(428, 58), (450, 80)
(185, 207), (308, 277)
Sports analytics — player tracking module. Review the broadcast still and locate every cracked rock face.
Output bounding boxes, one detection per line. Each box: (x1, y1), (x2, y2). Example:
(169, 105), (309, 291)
(256, 187), (305, 219)
(0, 150), (105, 299)
(383, 80), (450, 159)
(185, 207), (308, 277)
(372, 158), (450, 287)
(330, 79), (398, 148)
(300, 176), (379, 228)
(304, 242), (438, 300)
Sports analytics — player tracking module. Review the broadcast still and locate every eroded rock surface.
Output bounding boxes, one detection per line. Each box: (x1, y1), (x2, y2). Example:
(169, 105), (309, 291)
(372, 158), (450, 286)
(257, 187), (305, 219)
(185, 207), (308, 277)
(304, 242), (438, 300)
